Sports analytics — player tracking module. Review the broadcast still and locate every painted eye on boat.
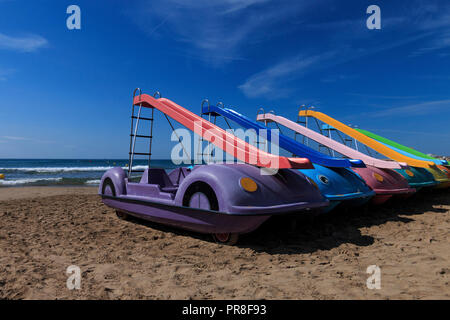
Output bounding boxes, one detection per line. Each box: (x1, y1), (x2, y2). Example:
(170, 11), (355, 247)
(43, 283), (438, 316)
(373, 173), (384, 182)
(239, 177), (258, 192)
(405, 170), (414, 177)
(318, 175), (329, 185)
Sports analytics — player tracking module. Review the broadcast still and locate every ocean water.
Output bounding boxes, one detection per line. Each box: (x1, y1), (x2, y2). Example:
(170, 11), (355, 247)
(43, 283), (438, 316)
(0, 159), (179, 187)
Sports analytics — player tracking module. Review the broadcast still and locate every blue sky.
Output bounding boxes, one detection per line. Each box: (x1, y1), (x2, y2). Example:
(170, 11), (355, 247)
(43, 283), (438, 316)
(0, 0), (449, 158)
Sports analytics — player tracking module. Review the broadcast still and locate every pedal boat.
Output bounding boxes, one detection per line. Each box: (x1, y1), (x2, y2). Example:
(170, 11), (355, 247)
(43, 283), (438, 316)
(100, 165), (328, 243)
(200, 103), (375, 213)
(99, 89), (328, 244)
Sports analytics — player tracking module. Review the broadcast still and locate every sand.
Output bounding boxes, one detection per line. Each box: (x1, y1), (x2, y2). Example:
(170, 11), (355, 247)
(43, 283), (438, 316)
(0, 186), (97, 201)
(0, 186), (449, 299)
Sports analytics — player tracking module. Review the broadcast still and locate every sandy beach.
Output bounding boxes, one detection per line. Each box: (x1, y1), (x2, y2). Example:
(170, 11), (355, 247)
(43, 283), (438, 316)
(0, 186), (449, 299)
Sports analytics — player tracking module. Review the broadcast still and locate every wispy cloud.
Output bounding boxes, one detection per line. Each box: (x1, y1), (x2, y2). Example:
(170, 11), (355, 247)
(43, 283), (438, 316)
(406, 3), (450, 56)
(346, 93), (424, 100)
(0, 33), (48, 52)
(0, 68), (15, 81)
(306, 16), (406, 35)
(1, 136), (54, 143)
(238, 31), (427, 99)
(2, 136), (30, 141)
(411, 31), (450, 56)
(220, 0), (270, 14)
(239, 51), (336, 99)
(362, 99), (450, 118)
(132, 0), (308, 65)
(238, 2), (444, 100)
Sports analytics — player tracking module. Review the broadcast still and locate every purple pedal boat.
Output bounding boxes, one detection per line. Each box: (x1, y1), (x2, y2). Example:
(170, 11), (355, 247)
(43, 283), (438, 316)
(99, 89), (328, 244)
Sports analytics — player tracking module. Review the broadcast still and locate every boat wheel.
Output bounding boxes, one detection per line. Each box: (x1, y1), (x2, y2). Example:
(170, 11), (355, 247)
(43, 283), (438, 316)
(102, 179), (116, 197)
(188, 191), (212, 210)
(102, 179), (129, 220)
(184, 182), (238, 245)
(183, 182), (219, 211)
(213, 233), (239, 245)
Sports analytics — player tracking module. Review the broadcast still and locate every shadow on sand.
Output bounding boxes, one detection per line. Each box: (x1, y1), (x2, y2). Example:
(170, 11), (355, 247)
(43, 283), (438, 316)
(123, 188), (449, 254)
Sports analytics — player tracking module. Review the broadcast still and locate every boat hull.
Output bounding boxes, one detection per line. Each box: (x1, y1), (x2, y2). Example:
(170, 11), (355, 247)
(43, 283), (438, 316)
(299, 165), (375, 213)
(102, 194), (327, 234)
(430, 165), (450, 189)
(353, 166), (416, 205)
(99, 165), (329, 235)
(102, 195), (270, 234)
(395, 167), (438, 191)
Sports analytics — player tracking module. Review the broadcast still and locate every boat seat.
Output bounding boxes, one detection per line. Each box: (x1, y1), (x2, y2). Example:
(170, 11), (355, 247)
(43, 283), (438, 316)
(168, 167), (191, 185)
(147, 168), (178, 193)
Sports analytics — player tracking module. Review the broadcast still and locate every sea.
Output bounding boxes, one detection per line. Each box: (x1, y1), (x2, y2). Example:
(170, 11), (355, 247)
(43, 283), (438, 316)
(0, 159), (180, 187)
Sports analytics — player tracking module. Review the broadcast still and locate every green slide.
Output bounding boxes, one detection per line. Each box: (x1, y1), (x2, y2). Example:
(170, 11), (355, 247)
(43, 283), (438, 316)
(355, 128), (447, 165)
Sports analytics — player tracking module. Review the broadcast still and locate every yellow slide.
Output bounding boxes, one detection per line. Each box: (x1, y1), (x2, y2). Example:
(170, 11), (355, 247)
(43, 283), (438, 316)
(298, 110), (435, 168)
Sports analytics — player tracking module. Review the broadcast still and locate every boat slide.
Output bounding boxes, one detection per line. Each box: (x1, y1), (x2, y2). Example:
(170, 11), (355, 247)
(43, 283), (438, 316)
(133, 94), (313, 169)
(354, 128), (450, 188)
(202, 103), (421, 207)
(298, 110), (435, 169)
(256, 112), (408, 170)
(298, 109), (449, 188)
(199, 104), (365, 168)
(355, 128), (448, 166)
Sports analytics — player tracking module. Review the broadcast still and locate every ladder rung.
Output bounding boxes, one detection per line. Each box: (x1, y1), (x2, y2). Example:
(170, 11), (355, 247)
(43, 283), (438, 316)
(132, 116), (154, 121)
(130, 134), (153, 138)
(129, 152), (152, 156)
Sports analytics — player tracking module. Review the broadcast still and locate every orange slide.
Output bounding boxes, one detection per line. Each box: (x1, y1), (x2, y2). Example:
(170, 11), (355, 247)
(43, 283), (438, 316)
(298, 110), (435, 169)
(133, 94), (313, 169)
